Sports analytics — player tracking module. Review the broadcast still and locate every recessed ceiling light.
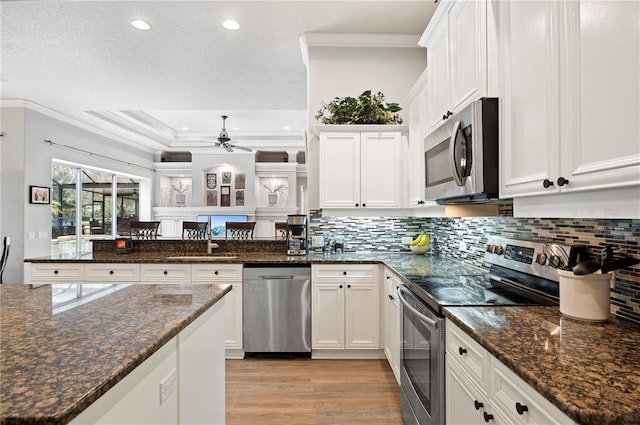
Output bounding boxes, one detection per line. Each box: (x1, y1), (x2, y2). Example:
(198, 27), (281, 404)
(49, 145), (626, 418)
(131, 20), (151, 31)
(222, 20), (240, 31)
(282, 126), (291, 130)
(181, 126), (189, 131)
(232, 126), (240, 130)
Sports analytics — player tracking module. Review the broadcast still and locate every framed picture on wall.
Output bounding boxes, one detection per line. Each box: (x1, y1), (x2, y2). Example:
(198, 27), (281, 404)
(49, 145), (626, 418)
(222, 171), (232, 185)
(206, 173), (217, 189)
(29, 186), (50, 204)
(235, 173), (246, 189)
(206, 190), (218, 206)
(220, 185), (231, 207)
(235, 190), (245, 206)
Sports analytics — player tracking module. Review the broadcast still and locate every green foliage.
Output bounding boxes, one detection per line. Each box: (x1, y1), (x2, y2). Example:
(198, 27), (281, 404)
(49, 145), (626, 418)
(315, 90), (403, 125)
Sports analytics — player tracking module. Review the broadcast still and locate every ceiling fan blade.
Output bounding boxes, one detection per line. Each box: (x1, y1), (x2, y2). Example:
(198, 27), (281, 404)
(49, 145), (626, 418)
(230, 144), (252, 152)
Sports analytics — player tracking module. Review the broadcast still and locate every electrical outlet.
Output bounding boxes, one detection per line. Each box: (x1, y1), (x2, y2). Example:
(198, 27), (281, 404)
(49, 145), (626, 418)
(28, 232), (35, 240)
(37, 231), (48, 239)
(459, 241), (467, 251)
(401, 236), (412, 245)
(159, 369), (177, 404)
(312, 236), (324, 247)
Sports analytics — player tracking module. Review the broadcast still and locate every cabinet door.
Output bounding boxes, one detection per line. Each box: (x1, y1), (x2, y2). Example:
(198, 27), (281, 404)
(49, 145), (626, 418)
(223, 283), (243, 350)
(384, 272), (401, 383)
(139, 264), (191, 283)
(408, 93), (426, 206)
(160, 219), (182, 238)
(426, 21), (451, 134)
(559, 0), (640, 193)
(319, 132), (360, 208)
(498, 0), (561, 198)
(448, 0), (487, 112)
(312, 282), (345, 349)
(84, 264), (140, 282)
(30, 263), (84, 281)
(345, 281), (379, 349)
(446, 359), (488, 425)
(360, 132), (403, 208)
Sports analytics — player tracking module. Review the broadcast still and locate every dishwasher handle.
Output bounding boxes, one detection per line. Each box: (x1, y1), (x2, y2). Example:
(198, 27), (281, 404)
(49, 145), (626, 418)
(258, 275), (296, 280)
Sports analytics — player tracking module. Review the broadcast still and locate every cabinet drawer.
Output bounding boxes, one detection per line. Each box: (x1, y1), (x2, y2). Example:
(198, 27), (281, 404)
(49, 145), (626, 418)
(446, 321), (489, 384)
(312, 264), (378, 281)
(490, 359), (575, 425)
(30, 263), (85, 281)
(84, 264), (140, 282)
(191, 264), (242, 282)
(139, 264), (191, 282)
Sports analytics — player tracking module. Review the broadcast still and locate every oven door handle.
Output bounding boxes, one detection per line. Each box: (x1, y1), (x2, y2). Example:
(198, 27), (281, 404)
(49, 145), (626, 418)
(397, 286), (439, 329)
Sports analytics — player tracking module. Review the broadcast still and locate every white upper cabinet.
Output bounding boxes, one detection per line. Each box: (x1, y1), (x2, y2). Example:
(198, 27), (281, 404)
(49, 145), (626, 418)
(318, 127), (406, 209)
(499, 0), (640, 199)
(421, 0), (490, 136)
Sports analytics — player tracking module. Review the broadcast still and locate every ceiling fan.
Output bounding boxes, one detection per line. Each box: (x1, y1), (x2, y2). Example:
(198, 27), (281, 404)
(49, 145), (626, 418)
(214, 115), (252, 152)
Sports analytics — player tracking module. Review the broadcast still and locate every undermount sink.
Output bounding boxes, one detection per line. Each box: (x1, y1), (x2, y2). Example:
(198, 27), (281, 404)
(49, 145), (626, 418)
(166, 255), (238, 260)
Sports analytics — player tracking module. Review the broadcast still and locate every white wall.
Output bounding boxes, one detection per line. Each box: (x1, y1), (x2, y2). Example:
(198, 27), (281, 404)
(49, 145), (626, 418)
(306, 45), (427, 209)
(0, 105), (155, 282)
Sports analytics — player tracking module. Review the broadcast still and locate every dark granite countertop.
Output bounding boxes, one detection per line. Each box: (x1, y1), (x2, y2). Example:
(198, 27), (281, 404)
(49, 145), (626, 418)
(444, 306), (640, 425)
(0, 283), (231, 425)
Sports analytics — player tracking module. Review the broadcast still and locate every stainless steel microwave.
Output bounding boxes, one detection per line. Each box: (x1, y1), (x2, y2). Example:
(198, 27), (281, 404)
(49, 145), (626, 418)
(424, 98), (499, 204)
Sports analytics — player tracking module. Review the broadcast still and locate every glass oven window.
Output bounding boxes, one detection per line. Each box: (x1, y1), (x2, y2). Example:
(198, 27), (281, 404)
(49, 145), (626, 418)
(425, 138), (453, 187)
(403, 304), (435, 414)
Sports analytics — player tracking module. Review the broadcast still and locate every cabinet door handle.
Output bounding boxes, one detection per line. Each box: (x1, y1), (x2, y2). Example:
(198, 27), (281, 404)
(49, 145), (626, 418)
(458, 347), (467, 355)
(447, 110), (453, 117)
(163, 271), (168, 275)
(483, 412), (494, 423)
(474, 400), (484, 411)
(362, 203), (366, 207)
(388, 294), (394, 300)
(557, 176), (569, 187)
(54, 270), (59, 275)
(343, 271), (347, 276)
(543, 178), (554, 188)
(214, 271), (219, 275)
(442, 113), (448, 120)
(339, 284), (343, 289)
(109, 270), (114, 275)
(515, 402), (529, 415)
(355, 203), (359, 207)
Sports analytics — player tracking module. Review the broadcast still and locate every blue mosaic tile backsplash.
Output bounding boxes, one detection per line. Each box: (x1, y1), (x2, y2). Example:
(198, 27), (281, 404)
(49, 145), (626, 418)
(309, 217), (640, 324)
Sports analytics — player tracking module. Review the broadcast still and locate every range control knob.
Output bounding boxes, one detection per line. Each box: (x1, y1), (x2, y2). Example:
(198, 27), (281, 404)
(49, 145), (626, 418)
(535, 253), (547, 265)
(494, 246), (504, 255)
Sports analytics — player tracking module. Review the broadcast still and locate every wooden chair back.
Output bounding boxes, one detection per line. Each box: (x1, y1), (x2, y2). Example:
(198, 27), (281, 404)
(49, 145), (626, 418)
(226, 222), (256, 240)
(182, 221), (208, 240)
(129, 221), (160, 239)
(0, 236), (11, 284)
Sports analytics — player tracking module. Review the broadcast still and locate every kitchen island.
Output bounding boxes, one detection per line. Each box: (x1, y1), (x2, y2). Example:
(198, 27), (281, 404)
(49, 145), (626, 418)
(0, 282), (231, 425)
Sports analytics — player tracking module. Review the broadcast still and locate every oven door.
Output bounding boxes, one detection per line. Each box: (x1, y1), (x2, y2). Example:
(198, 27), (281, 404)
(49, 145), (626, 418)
(398, 285), (445, 425)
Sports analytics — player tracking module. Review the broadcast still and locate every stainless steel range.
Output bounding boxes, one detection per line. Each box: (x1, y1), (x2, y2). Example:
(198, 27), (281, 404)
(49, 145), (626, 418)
(398, 236), (585, 425)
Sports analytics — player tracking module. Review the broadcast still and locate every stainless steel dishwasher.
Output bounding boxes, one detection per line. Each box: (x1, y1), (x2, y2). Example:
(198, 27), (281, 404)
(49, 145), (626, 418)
(243, 265), (311, 355)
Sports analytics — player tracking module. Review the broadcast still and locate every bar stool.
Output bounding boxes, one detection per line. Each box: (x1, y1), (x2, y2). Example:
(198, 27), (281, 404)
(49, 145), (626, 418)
(129, 221), (160, 239)
(0, 236), (11, 284)
(182, 221), (208, 240)
(225, 222), (256, 240)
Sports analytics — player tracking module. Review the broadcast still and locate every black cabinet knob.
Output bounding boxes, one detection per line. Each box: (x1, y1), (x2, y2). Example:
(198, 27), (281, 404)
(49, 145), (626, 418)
(163, 271), (168, 275)
(442, 113), (448, 120)
(362, 203), (366, 207)
(543, 179), (554, 188)
(214, 271), (219, 275)
(54, 270), (59, 274)
(109, 270), (114, 275)
(557, 176), (569, 187)
(347, 284), (351, 288)
(386, 276), (391, 280)
(343, 271), (347, 275)
(458, 347), (467, 355)
(388, 294), (394, 300)
(515, 402), (529, 415)
(474, 400), (484, 411)
(483, 412), (494, 423)
(447, 110), (453, 117)
(418, 200), (425, 205)
(339, 284), (343, 289)
(355, 203), (359, 207)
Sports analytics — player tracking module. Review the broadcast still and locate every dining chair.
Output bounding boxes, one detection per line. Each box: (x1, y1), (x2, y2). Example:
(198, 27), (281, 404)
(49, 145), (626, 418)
(225, 222), (256, 240)
(0, 236), (11, 284)
(129, 221), (160, 239)
(182, 221), (208, 240)
(275, 222), (288, 240)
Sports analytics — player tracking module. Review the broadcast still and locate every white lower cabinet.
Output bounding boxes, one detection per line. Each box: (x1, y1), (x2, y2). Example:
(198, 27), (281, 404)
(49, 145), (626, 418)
(140, 264), (192, 283)
(446, 320), (575, 425)
(84, 264), (140, 282)
(383, 268), (401, 384)
(311, 264), (380, 356)
(28, 263), (85, 282)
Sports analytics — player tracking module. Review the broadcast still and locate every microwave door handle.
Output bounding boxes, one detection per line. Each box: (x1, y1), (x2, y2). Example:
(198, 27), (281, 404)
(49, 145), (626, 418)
(397, 286), (439, 328)
(449, 120), (465, 186)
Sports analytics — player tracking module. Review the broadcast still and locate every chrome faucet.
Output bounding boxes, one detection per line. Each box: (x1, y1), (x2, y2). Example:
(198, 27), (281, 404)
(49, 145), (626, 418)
(207, 216), (219, 254)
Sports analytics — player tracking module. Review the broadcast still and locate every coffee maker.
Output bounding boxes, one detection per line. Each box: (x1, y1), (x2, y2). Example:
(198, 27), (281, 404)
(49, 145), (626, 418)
(286, 214), (308, 256)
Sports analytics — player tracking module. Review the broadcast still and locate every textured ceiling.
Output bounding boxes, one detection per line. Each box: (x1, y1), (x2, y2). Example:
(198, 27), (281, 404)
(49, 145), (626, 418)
(0, 1), (436, 153)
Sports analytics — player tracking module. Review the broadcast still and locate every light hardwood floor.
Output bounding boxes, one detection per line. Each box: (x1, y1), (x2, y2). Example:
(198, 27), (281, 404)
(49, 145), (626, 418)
(226, 358), (403, 425)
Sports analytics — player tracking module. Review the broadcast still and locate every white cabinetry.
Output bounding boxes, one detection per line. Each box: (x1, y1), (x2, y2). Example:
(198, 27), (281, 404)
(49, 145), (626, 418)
(420, 0), (491, 135)
(498, 0), (640, 200)
(191, 264), (244, 356)
(318, 127), (406, 209)
(139, 264), (192, 283)
(159, 219), (184, 238)
(311, 264), (380, 357)
(383, 269), (401, 384)
(84, 264), (140, 282)
(28, 263), (84, 281)
(446, 320), (575, 425)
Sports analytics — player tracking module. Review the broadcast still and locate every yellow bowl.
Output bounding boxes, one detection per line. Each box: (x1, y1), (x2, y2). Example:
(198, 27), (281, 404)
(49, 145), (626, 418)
(410, 245), (429, 255)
